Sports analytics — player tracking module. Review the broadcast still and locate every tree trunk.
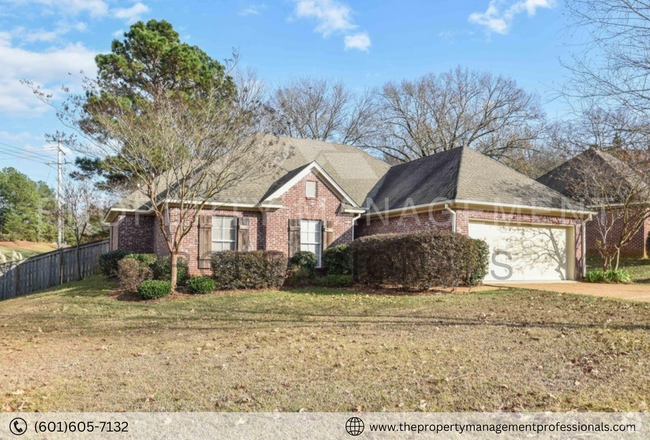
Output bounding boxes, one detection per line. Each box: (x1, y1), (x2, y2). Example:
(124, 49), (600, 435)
(614, 249), (621, 271)
(170, 252), (178, 289)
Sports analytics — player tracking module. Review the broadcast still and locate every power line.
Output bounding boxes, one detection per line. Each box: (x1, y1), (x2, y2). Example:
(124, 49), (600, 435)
(0, 141), (56, 161)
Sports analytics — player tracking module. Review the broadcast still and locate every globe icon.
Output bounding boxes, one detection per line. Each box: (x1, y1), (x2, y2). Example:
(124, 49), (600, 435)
(345, 417), (364, 436)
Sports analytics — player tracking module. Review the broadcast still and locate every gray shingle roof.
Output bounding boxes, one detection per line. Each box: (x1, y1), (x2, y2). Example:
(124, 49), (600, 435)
(110, 135), (391, 214)
(364, 147), (585, 212)
(537, 148), (647, 203)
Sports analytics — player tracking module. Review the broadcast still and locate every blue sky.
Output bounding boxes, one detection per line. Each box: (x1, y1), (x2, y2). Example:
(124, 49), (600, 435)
(0, 0), (574, 186)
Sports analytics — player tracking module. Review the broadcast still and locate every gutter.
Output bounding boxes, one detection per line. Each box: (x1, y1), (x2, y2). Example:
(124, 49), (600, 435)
(581, 213), (593, 278)
(351, 213), (363, 241)
(364, 199), (597, 220)
(444, 203), (457, 233)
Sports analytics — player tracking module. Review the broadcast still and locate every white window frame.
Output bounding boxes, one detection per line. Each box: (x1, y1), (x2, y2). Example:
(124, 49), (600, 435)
(212, 216), (237, 252)
(306, 181), (318, 198)
(300, 219), (322, 267)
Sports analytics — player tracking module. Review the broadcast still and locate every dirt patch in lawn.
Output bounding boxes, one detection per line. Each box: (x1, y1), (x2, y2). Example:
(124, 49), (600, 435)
(1, 276), (649, 412)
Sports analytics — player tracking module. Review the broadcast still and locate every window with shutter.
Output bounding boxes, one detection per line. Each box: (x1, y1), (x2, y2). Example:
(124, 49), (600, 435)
(212, 216), (237, 251)
(300, 219), (322, 266)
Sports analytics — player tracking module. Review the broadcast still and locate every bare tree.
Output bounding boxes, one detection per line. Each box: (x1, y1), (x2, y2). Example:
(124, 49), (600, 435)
(565, 0), (650, 117)
(269, 78), (379, 146)
(372, 66), (545, 163)
(32, 78), (287, 288)
(63, 179), (104, 280)
(540, 145), (650, 269)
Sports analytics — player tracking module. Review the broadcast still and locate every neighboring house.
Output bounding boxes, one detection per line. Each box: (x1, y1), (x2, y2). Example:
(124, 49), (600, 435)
(106, 137), (594, 282)
(537, 148), (650, 258)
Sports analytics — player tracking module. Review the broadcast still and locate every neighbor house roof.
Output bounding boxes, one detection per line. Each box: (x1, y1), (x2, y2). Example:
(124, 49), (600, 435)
(364, 147), (590, 215)
(106, 135), (391, 221)
(536, 148), (648, 205)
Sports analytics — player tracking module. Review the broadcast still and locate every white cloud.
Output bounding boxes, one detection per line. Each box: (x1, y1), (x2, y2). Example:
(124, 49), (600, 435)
(292, 0), (371, 51)
(13, 0), (110, 17)
(294, 0), (355, 36)
(469, 0), (556, 35)
(239, 4), (267, 16)
(0, 33), (97, 116)
(17, 20), (87, 43)
(112, 2), (149, 24)
(112, 29), (125, 38)
(344, 32), (370, 51)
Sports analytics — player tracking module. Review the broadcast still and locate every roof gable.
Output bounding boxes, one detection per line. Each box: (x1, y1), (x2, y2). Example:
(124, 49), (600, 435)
(537, 148), (647, 203)
(261, 161), (359, 207)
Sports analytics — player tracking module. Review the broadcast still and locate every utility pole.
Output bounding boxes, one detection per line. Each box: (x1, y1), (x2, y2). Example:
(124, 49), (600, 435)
(57, 140), (63, 249)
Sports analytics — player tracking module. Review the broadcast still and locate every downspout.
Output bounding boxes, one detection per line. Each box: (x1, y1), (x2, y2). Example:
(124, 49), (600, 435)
(444, 204), (457, 233)
(581, 214), (593, 278)
(351, 213), (363, 241)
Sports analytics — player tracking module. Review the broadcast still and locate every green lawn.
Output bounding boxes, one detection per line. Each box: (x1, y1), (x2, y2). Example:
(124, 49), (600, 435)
(0, 241), (57, 261)
(1, 276), (649, 412)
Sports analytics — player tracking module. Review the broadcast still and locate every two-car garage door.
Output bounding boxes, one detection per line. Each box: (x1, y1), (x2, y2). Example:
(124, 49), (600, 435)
(467, 221), (575, 282)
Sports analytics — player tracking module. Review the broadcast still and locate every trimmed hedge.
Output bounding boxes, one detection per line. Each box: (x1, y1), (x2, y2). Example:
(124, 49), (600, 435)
(289, 251), (317, 272)
(117, 258), (153, 293)
(211, 251), (288, 290)
(352, 231), (489, 290)
(138, 280), (172, 300)
(323, 244), (353, 275)
(99, 249), (129, 277)
(151, 256), (189, 285)
(187, 276), (216, 294)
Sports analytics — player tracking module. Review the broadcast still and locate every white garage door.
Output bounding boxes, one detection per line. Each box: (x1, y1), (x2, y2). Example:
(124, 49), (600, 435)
(468, 221), (574, 282)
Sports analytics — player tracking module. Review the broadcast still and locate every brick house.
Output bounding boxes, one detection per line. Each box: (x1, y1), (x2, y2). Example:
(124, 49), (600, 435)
(106, 137), (594, 282)
(537, 148), (650, 258)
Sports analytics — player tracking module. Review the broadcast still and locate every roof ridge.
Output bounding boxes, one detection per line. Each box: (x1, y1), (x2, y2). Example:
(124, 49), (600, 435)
(275, 134), (390, 169)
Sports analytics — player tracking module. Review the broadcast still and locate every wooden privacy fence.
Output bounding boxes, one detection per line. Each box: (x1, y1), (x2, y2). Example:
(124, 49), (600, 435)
(0, 240), (109, 301)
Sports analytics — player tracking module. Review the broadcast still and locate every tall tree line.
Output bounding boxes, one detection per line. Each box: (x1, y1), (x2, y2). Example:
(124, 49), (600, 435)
(0, 168), (57, 242)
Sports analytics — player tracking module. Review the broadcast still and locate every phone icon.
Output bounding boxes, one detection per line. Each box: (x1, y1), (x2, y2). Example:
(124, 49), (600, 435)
(9, 417), (27, 436)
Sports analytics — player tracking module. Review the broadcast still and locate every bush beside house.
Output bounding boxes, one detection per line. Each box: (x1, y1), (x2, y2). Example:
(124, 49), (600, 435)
(352, 231), (489, 290)
(211, 251), (287, 290)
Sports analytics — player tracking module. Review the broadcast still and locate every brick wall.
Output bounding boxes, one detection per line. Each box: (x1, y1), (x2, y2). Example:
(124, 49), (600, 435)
(166, 208), (263, 275)
(355, 209), (453, 238)
(586, 209), (649, 258)
(112, 214), (155, 253)
(263, 171), (355, 252)
(109, 171), (354, 276)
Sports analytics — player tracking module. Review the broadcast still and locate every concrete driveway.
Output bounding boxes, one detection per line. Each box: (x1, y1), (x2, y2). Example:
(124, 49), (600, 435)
(486, 282), (650, 302)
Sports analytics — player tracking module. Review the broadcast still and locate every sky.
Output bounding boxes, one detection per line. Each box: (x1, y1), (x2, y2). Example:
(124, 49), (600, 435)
(0, 0), (577, 187)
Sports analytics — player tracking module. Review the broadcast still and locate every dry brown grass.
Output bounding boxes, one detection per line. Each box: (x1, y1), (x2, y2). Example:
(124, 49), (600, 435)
(1, 276), (649, 412)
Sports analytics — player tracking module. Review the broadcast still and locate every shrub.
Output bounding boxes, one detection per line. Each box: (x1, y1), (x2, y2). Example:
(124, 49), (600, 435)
(187, 276), (216, 294)
(117, 258), (153, 293)
(211, 251), (288, 290)
(151, 256), (189, 285)
(585, 269), (632, 284)
(289, 251), (317, 272)
(465, 239), (490, 287)
(313, 274), (354, 288)
(124, 253), (158, 268)
(284, 267), (314, 287)
(138, 280), (172, 300)
(323, 244), (353, 275)
(351, 231), (490, 290)
(99, 249), (129, 277)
